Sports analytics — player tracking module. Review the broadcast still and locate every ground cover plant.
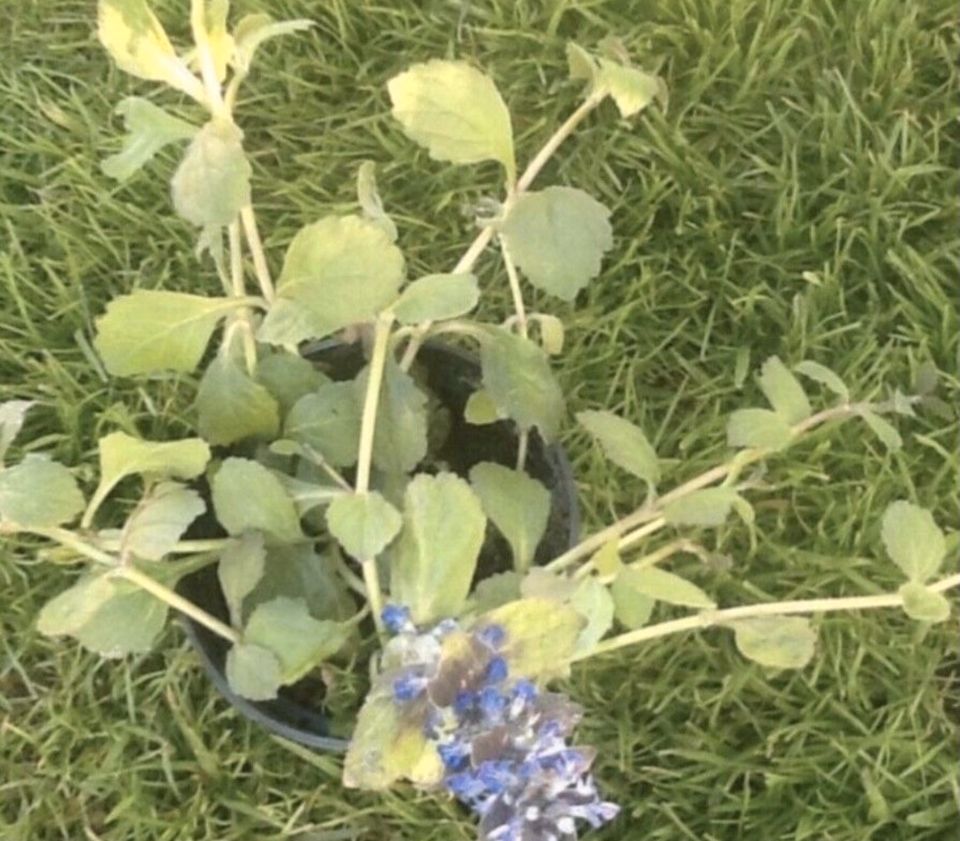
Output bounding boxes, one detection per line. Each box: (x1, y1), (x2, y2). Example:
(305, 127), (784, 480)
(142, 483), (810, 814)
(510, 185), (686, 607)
(1, 1), (958, 839)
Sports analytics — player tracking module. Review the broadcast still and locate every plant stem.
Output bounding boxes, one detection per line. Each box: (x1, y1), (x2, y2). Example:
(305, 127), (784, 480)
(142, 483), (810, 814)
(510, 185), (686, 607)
(353, 315), (394, 632)
(400, 93), (606, 371)
(228, 221), (257, 374)
(240, 205), (275, 303)
(33, 528), (239, 644)
(546, 404), (861, 574)
(577, 573), (960, 661)
(117, 565), (240, 645)
(499, 236), (528, 338)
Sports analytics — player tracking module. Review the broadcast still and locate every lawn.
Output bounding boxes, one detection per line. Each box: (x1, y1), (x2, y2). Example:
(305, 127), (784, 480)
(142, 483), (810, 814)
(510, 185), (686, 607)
(1, 0), (958, 839)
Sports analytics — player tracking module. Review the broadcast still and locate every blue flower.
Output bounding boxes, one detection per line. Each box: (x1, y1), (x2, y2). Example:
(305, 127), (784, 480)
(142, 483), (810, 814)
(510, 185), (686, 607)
(476, 624), (506, 650)
(381, 604), (413, 635)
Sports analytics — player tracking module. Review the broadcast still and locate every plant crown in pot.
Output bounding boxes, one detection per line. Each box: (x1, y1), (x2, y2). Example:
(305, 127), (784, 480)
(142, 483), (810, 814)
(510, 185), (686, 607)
(2, 3), (957, 841)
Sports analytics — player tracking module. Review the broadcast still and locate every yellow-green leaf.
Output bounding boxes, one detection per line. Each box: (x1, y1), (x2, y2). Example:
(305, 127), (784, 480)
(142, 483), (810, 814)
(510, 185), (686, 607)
(577, 409), (659, 485)
(469, 462), (551, 572)
(171, 119), (252, 227)
(101, 97), (197, 182)
(258, 215), (405, 346)
(98, 0), (203, 100)
(881, 501), (946, 583)
(758, 356), (811, 424)
(727, 408), (793, 450)
(387, 59), (515, 180)
(95, 290), (238, 376)
(732, 616), (816, 669)
(474, 597), (583, 680)
(392, 473), (486, 623)
(899, 582), (950, 624)
(481, 328), (565, 442)
(0, 455), (85, 528)
(196, 355), (280, 446)
(499, 187), (613, 302)
(618, 566), (715, 609)
(326, 492), (402, 561)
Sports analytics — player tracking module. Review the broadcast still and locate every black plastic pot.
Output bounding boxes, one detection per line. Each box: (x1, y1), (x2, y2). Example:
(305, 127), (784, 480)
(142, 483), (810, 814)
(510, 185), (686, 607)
(176, 341), (580, 751)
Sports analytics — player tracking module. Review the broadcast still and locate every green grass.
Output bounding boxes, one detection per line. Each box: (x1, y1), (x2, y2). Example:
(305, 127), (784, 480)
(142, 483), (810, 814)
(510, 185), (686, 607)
(2, 0), (958, 838)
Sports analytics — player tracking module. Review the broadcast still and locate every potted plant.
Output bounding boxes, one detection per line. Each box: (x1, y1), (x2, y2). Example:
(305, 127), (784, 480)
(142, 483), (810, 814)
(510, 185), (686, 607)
(1, 3), (955, 840)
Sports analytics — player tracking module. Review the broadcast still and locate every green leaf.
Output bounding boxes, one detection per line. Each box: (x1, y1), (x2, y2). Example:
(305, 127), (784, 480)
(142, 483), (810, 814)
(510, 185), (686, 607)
(121, 482), (204, 561)
(95, 432), (210, 507)
(391, 473), (487, 623)
(0, 455), (84, 528)
(356, 160), (398, 242)
(97, 0), (200, 97)
(566, 42), (599, 84)
(326, 492), (402, 560)
(591, 539), (623, 578)
(243, 543), (354, 623)
(218, 532), (266, 626)
(344, 692), (441, 790)
(520, 567), (579, 602)
(481, 328), (564, 442)
(663, 487), (744, 528)
(610, 576), (654, 629)
(101, 97), (197, 182)
(95, 290), (238, 376)
(467, 571), (523, 613)
(858, 408), (902, 451)
(726, 408), (794, 450)
(231, 14), (315, 74)
(273, 471), (343, 515)
(387, 59), (515, 180)
(499, 187), (613, 301)
(363, 358), (429, 475)
(284, 381), (362, 468)
(758, 356), (812, 424)
(0, 400), (34, 462)
(597, 58), (664, 118)
(618, 566), (716, 609)
(225, 642), (282, 701)
(577, 409), (659, 485)
(569, 577), (614, 656)
(469, 462), (551, 572)
(44, 572), (173, 657)
(732, 616), (816, 669)
(37, 574), (118, 637)
(794, 360), (849, 402)
(255, 351), (328, 414)
(211, 457), (302, 543)
(464, 389), (503, 426)
(244, 597), (349, 683)
(171, 119), (252, 227)
(392, 273), (479, 324)
(258, 216), (405, 347)
(474, 597), (583, 680)
(196, 355), (280, 446)
(899, 582), (951, 624)
(881, 501), (946, 583)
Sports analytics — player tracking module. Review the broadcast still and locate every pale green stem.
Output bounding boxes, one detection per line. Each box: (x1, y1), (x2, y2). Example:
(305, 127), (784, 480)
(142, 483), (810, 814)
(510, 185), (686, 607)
(577, 573), (960, 661)
(118, 565), (240, 644)
(96, 537), (232, 555)
(400, 93), (606, 372)
(33, 528), (239, 644)
(240, 205), (275, 303)
(353, 315), (394, 631)
(546, 405), (862, 575)
(228, 221), (257, 374)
